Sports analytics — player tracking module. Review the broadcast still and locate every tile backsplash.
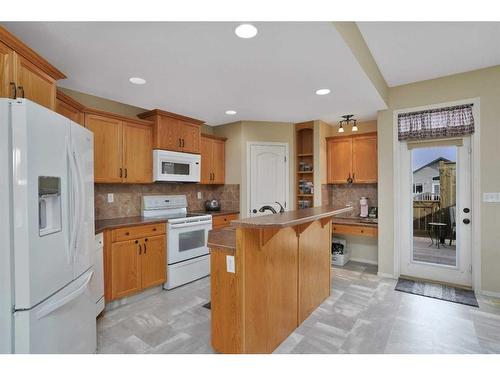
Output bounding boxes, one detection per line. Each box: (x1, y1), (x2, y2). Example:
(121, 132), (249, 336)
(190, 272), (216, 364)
(322, 183), (377, 216)
(94, 183), (239, 220)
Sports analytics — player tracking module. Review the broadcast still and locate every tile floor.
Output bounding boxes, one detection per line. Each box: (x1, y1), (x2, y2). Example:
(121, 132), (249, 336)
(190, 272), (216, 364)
(97, 262), (500, 354)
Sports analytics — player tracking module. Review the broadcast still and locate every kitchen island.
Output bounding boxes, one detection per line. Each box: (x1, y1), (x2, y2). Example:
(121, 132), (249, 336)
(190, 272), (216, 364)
(207, 205), (352, 354)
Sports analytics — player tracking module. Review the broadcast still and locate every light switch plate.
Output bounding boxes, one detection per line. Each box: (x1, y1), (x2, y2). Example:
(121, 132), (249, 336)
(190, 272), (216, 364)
(483, 192), (500, 203)
(107, 193), (114, 203)
(197, 191), (202, 199)
(226, 255), (235, 273)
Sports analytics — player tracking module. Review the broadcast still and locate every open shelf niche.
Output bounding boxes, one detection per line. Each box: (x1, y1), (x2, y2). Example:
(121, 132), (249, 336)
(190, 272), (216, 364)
(295, 121), (315, 209)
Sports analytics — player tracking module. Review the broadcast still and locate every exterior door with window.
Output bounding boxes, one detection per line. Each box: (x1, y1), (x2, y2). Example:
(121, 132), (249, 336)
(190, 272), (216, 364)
(400, 138), (472, 286)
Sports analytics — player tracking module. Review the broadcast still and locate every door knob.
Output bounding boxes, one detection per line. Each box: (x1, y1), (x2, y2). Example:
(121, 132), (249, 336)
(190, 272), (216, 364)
(463, 208), (470, 213)
(463, 218), (471, 224)
(252, 209), (257, 214)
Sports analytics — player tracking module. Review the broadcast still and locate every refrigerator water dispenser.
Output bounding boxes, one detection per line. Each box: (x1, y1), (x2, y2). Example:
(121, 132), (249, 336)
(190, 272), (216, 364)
(38, 176), (62, 236)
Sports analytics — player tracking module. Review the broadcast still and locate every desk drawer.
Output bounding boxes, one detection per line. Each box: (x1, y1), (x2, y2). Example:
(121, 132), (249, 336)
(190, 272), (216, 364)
(212, 214), (239, 229)
(112, 223), (166, 242)
(332, 224), (377, 237)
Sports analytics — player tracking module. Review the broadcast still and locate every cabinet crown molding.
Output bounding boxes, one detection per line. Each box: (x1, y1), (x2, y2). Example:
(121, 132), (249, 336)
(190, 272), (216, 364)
(83, 107), (153, 126)
(326, 131), (377, 141)
(0, 26), (66, 80)
(201, 133), (227, 142)
(138, 108), (205, 125)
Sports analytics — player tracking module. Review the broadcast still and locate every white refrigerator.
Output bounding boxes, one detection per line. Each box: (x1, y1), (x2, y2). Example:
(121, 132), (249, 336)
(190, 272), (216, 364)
(0, 99), (97, 354)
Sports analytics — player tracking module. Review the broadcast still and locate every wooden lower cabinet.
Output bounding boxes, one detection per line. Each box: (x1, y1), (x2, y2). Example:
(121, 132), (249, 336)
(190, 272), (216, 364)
(110, 239), (142, 300)
(212, 213), (239, 230)
(104, 223), (167, 301)
(141, 235), (166, 289)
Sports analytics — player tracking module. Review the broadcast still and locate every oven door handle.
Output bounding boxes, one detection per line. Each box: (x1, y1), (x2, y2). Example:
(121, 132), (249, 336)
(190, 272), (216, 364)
(170, 221), (211, 229)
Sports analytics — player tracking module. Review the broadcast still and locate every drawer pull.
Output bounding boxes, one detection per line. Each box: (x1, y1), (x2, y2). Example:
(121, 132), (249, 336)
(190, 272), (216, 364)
(153, 228), (157, 231)
(125, 232), (130, 236)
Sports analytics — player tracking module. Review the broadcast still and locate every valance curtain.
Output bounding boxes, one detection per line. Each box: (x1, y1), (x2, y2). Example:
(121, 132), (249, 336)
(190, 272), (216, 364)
(398, 104), (474, 141)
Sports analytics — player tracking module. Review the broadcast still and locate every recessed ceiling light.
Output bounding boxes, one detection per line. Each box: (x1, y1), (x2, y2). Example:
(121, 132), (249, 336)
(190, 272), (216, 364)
(129, 77), (146, 85)
(315, 88), (331, 96)
(225, 110), (237, 115)
(235, 24), (258, 39)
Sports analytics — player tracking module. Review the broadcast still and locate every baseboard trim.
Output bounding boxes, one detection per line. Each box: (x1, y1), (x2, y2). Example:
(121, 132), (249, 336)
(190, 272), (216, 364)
(377, 272), (397, 279)
(350, 257), (378, 265)
(479, 289), (500, 298)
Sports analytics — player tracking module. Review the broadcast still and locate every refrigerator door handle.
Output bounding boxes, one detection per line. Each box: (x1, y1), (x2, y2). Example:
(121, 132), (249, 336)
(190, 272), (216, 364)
(67, 143), (77, 263)
(35, 270), (94, 320)
(72, 146), (85, 262)
(68, 144), (81, 263)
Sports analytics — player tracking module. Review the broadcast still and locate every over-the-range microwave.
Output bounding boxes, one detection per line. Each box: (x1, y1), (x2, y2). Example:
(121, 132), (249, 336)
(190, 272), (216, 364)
(153, 150), (201, 182)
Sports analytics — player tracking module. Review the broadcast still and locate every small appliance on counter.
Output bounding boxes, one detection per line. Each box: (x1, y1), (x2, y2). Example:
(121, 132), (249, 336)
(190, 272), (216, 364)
(368, 206), (378, 219)
(204, 199), (221, 212)
(359, 197), (369, 218)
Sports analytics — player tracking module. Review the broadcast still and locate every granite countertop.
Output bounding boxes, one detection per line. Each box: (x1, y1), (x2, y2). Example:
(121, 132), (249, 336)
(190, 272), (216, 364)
(230, 205), (353, 229)
(188, 209), (240, 217)
(207, 227), (237, 250)
(95, 216), (168, 234)
(332, 216), (378, 228)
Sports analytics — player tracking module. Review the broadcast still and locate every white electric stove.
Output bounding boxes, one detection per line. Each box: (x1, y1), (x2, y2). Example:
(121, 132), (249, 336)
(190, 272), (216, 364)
(142, 195), (212, 289)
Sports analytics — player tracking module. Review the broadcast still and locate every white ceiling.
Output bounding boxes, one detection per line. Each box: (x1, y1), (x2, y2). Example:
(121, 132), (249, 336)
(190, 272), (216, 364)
(2, 22), (386, 125)
(358, 22), (500, 87)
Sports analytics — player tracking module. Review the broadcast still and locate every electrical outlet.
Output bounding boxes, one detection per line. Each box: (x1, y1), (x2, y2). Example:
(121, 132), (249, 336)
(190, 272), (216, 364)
(197, 191), (202, 199)
(107, 193), (114, 203)
(226, 255), (235, 273)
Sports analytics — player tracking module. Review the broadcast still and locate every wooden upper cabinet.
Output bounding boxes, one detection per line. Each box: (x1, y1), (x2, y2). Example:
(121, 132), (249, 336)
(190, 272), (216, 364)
(327, 137), (353, 184)
(0, 26), (65, 109)
(55, 89), (85, 125)
(85, 113), (123, 183)
(352, 134), (378, 183)
(211, 138), (226, 184)
(85, 109), (153, 184)
(327, 132), (377, 184)
(110, 239), (142, 300)
(138, 109), (204, 154)
(122, 121), (153, 184)
(15, 54), (56, 110)
(0, 41), (14, 98)
(200, 134), (226, 184)
(200, 136), (213, 184)
(140, 236), (166, 289)
(180, 121), (201, 153)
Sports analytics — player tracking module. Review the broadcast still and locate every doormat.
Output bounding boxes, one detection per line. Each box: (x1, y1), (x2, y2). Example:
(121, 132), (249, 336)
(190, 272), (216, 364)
(202, 302), (211, 310)
(395, 278), (479, 307)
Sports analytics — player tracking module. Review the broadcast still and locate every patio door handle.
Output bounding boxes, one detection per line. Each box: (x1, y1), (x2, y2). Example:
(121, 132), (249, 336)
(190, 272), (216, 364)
(463, 218), (470, 225)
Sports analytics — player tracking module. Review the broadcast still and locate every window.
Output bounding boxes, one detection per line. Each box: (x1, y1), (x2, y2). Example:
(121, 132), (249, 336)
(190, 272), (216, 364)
(413, 183), (423, 194)
(433, 183), (440, 195)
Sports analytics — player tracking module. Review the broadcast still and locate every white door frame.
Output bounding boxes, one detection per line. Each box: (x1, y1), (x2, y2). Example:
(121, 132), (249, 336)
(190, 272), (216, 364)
(246, 141), (290, 217)
(393, 97), (481, 291)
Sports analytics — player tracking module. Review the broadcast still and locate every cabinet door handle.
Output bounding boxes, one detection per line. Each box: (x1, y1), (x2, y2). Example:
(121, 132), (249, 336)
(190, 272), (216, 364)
(124, 168), (127, 178)
(144, 238), (148, 254)
(136, 240), (141, 255)
(9, 82), (16, 99)
(179, 138), (182, 147)
(352, 173), (355, 181)
(17, 86), (25, 98)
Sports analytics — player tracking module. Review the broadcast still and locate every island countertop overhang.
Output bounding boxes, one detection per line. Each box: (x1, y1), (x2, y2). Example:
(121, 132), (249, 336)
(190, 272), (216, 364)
(230, 205), (353, 229)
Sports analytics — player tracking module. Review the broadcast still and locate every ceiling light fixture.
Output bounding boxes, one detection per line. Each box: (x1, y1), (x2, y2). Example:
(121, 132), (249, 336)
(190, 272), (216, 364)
(235, 24), (258, 39)
(129, 77), (146, 85)
(315, 88), (331, 96)
(338, 114), (358, 133)
(225, 110), (237, 115)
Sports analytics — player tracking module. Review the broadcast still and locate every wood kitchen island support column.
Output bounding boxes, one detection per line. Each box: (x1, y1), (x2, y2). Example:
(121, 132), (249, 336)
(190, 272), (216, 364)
(209, 206), (352, 354)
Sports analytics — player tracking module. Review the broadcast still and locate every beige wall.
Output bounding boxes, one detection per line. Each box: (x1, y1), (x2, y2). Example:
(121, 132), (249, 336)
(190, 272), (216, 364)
(58, 87), (148, 118)
(377, 65), (500, 293)
(213, 121), (295, 217)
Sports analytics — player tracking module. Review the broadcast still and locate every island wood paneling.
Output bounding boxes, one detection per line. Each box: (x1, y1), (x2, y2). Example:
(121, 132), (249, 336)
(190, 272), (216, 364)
(298, 220), (331, 323)
(242, 227), (298, 353)
(210, 246), (242, 354)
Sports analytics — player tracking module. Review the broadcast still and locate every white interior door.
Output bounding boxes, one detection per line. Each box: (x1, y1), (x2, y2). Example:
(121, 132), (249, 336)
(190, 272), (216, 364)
(399, 137), (472, 286)
(248, 143), (289, 217)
